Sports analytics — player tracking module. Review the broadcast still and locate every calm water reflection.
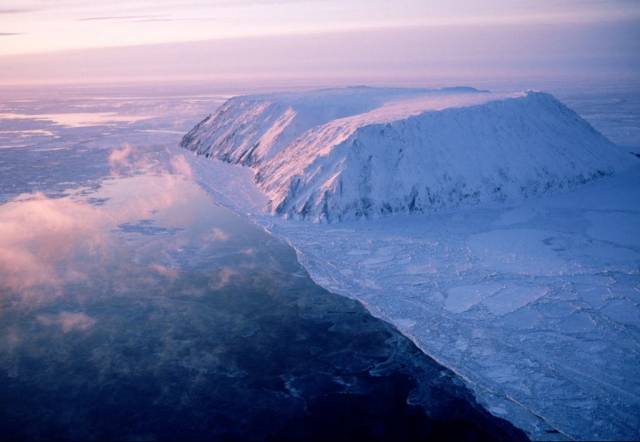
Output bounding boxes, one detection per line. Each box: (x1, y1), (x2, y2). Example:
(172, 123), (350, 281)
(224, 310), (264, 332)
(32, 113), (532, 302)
(0, 96), (526, 441)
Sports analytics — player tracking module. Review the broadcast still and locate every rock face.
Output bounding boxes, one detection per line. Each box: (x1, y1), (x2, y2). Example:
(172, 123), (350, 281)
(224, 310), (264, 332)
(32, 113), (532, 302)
(182, 87), (628, 221)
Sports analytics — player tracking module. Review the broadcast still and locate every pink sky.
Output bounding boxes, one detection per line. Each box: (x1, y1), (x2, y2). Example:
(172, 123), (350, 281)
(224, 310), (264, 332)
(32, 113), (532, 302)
(0, 1), (638, 85)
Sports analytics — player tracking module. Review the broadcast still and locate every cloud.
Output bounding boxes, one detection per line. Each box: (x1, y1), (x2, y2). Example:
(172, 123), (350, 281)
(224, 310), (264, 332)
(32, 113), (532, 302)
(133, 18), (176, 22)
(208, 266), (239, 290)
(109, 144), (191, 178)
(0, 174), (196, 301)
(108, 143), (134, 171)
(37, 311), (96, 333)
(0, 193), (108, 300)
(148, 263), (179, 279)
(108, 143), (163, 176)
(210, 227), (230, 242)
(169, 154), (193, 178)
(1, 327), (22, 354)
(106, 174), (186, 221)
(77, 15), (168, 22)
(0, 8), (35, 14)
(0, 144), (207, 304)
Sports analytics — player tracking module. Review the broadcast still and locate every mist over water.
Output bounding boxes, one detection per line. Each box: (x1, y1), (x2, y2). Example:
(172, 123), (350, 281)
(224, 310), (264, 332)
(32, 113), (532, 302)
(0, 1), (638, 439)
(0, 88), (529, 441)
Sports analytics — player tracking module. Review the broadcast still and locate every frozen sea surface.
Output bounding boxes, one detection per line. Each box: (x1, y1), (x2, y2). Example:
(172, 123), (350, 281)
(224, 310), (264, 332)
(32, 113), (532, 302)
(182, 80), (640, 441)
(187, 153), (640, 441)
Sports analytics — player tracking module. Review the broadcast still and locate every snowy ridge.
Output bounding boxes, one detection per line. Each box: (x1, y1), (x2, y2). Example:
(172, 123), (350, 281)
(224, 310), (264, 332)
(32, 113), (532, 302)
(182, 87), (629, 222)
(181, 86), (453, 165)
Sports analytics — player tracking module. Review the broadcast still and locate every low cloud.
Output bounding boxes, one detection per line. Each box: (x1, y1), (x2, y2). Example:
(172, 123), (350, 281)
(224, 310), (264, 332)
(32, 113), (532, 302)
(109, 144), (189, 179)
(170, 154), (193, 179)
(209, 266), (239, 290)
(0, 193), (108, 300)
(148, 263), (179, 280)
(107, 143), (158, 175)
(0, 175), (197, 302)
(0, 145), (205, 303)
(108, 143), (134, 169)
(37, 311), (96, 333)
(210, 227), (230, 242)
(0, 8), (35, 14)
(77, 15), (166, 22)
(107, 143), (160, 175)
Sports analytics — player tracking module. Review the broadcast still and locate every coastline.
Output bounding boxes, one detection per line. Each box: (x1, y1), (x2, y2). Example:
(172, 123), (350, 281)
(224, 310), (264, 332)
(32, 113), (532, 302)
(181, 145), (640, 441)
(180, 148), (550, 439)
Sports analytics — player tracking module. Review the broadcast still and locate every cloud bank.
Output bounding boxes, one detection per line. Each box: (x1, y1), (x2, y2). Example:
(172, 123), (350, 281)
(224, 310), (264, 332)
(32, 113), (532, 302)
(0, 145), (196, 302)
(37, 311), (97, 333)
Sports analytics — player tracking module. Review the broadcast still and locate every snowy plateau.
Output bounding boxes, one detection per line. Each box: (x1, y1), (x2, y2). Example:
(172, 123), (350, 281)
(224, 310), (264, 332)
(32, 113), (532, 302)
(180, 86), (640, 440)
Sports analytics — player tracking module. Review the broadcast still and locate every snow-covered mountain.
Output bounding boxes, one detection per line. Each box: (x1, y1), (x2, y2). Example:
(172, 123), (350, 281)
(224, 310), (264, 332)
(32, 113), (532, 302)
(182, 87), (629, 221)
(181, 86), (449, 165)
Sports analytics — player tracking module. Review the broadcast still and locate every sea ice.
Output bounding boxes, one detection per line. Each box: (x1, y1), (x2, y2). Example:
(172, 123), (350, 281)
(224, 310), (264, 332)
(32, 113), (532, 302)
(182, 149), (640, 441)
(180, 86), (640, 440)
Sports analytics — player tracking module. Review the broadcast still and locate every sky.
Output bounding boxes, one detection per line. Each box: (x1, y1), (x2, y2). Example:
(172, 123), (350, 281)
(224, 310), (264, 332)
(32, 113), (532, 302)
(0, 0), (639, 85)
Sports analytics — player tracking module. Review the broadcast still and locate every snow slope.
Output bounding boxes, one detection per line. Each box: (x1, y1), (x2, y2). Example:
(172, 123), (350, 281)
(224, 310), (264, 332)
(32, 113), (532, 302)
(181, 86), (454, 165)
(182, 87), (629, 221)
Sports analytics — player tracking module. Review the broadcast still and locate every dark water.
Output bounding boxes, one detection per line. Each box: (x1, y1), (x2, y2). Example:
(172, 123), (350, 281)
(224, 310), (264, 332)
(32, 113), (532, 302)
(0, 90), (527, 441)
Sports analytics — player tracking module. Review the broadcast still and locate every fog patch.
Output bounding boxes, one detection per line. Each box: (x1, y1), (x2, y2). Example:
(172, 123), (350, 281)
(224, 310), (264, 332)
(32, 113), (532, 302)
(209, 266), (240, 290)
(0, 193), (109, 300)
(170, 154), (193, 179)
(37, 311), (96, 333)
(210, 227), (230, 242)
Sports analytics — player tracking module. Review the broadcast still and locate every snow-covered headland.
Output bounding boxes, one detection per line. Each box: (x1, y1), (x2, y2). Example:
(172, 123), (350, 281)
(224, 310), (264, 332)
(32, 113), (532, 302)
(182, 86), (628, 222)
(180, 86), (640, 440)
